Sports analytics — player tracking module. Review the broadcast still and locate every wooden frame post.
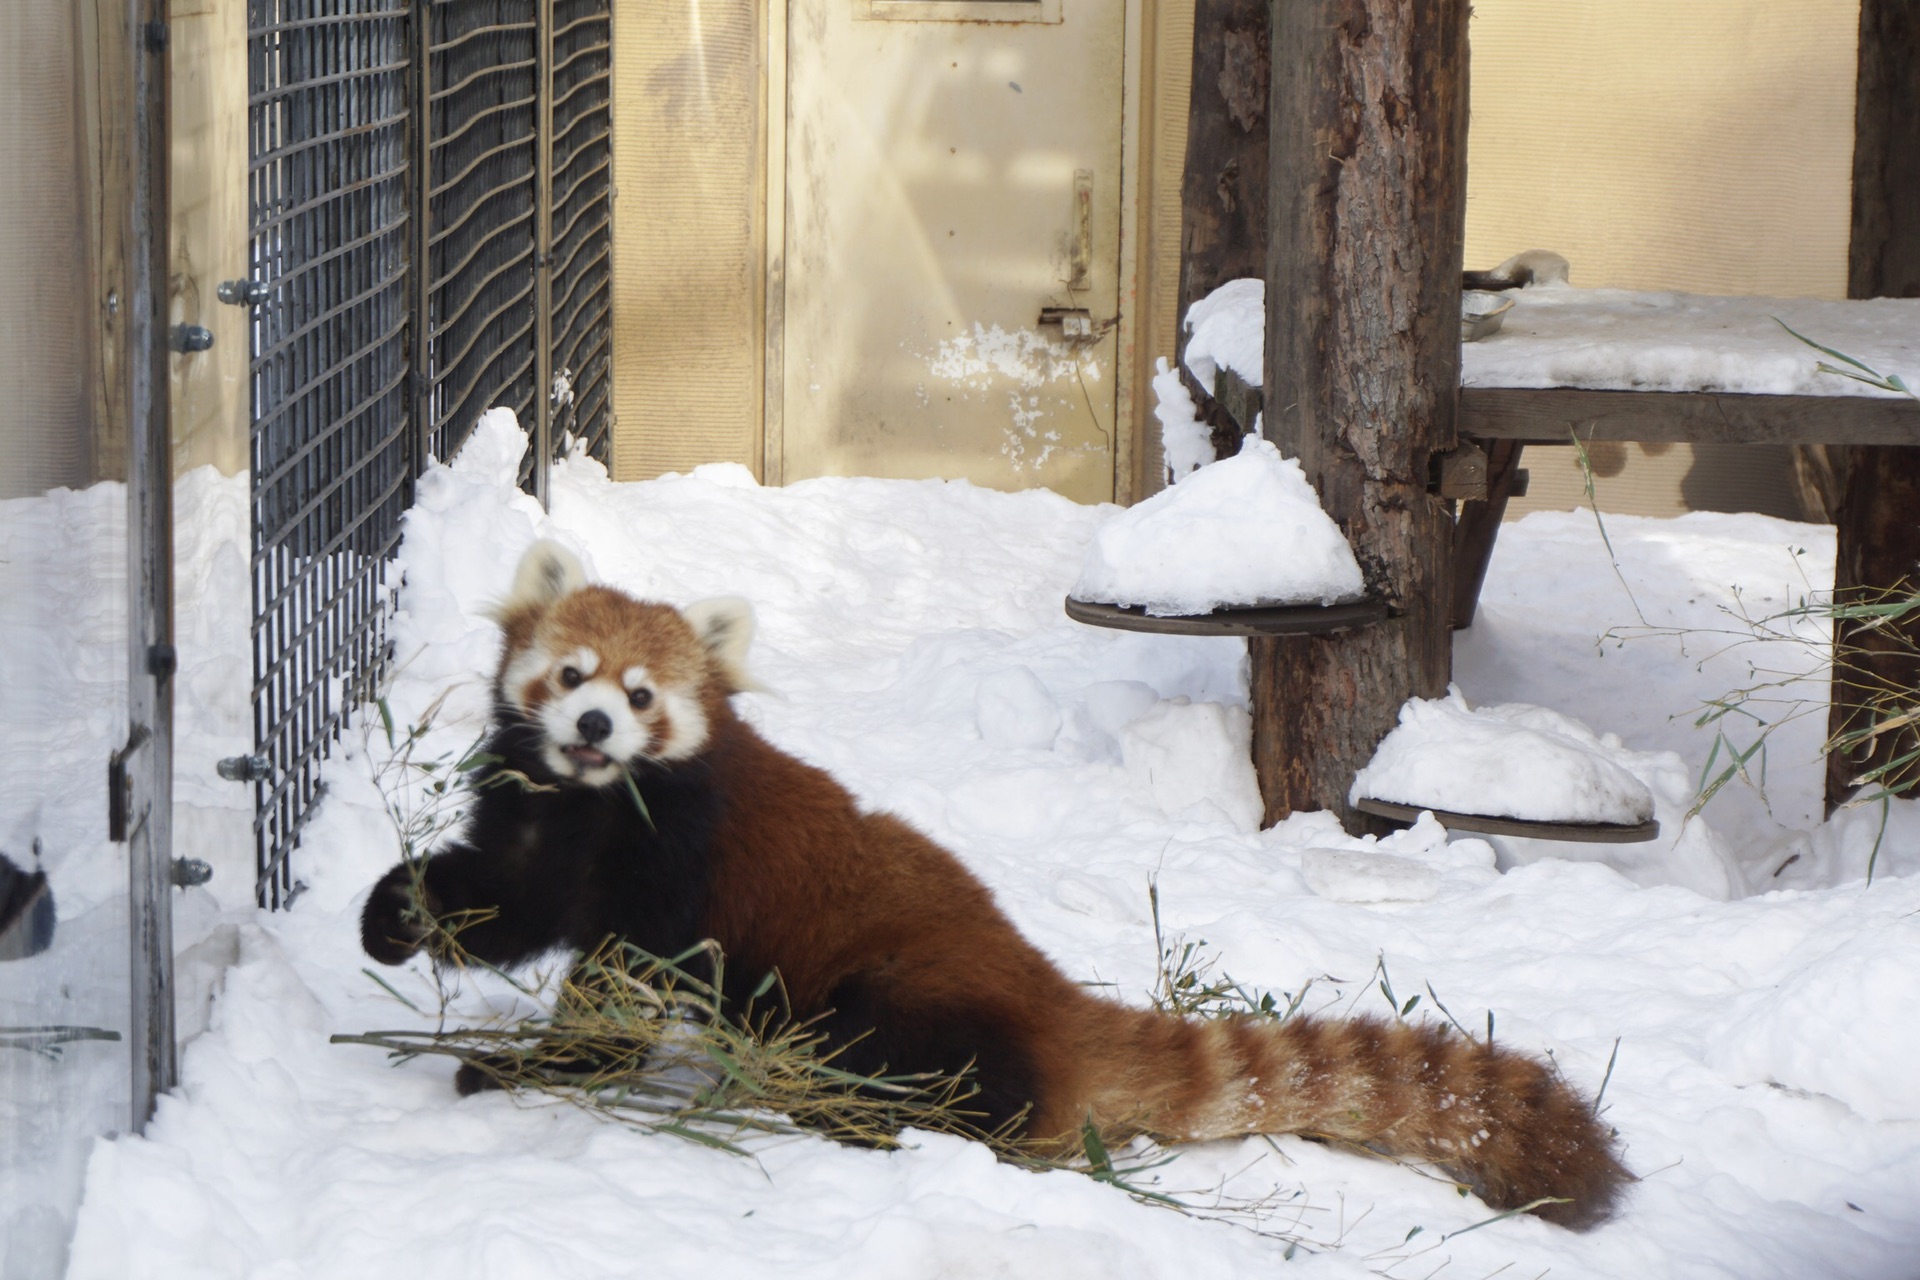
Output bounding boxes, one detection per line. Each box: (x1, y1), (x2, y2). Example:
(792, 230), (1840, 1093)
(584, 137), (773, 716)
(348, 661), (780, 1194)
(1174, 0), (1270, 460)
(1827, 0), (1920, 811)
(1252, 0), (1469, 828)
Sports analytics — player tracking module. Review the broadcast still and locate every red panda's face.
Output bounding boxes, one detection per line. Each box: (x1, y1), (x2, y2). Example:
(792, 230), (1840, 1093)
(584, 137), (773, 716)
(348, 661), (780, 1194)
(491, 543), (757, 787)
(499, 589), (712, 786)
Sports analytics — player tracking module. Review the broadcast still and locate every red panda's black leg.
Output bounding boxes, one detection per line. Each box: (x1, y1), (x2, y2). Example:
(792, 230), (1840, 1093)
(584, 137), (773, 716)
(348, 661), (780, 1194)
(359, 842), (572, 969)
(360, 861), (434, 964)
(812, 979), (1043, 1138)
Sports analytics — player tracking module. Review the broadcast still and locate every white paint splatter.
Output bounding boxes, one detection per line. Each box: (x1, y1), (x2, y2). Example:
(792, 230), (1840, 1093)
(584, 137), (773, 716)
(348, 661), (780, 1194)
(930, 323), (1093, 391)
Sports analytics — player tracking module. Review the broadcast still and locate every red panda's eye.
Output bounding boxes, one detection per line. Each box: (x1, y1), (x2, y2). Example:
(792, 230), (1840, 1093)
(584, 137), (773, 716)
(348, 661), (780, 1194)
(628, 687), (653, 710)
(559, 666), (584, 689)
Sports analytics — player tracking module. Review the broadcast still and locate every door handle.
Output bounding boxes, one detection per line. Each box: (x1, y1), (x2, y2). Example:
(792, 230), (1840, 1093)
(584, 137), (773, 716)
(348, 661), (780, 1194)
(1070, 169), (1092, 291)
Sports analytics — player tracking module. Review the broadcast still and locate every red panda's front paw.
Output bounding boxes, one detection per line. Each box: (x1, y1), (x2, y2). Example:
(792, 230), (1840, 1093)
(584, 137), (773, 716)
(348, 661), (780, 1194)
(360, 866), (433, 964)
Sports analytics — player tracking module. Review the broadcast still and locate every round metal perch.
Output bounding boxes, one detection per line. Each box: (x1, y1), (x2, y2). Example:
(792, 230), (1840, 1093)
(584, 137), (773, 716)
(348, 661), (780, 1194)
(1352, 796), (1661, 844)
(1063, 597), (1388, 637)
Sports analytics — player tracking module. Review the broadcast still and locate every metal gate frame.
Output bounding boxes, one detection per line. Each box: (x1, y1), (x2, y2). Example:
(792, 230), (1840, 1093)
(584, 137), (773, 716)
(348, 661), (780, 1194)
(243, 0), (612, 908)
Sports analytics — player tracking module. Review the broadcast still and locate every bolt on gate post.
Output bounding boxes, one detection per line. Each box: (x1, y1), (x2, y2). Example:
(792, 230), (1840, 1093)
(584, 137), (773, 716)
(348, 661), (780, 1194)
(1253, 0), (1469, 830)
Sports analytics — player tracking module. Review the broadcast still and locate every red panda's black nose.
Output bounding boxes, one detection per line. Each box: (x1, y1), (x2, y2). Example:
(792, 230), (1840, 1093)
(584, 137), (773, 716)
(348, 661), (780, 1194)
(576, 710), (613, 744)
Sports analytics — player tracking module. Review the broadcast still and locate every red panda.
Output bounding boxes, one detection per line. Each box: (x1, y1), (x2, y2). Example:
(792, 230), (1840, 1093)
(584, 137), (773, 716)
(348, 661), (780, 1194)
(361, 541), (1629, 1229)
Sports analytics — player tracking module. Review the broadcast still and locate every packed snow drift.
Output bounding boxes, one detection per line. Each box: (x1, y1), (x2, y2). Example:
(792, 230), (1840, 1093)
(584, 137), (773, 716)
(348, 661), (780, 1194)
(35, 411), (1920, 1278)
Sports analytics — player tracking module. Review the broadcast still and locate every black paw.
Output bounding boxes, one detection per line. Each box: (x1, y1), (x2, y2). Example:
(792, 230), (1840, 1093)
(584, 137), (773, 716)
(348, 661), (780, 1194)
(454, 1060), (507, 1096)
(360, 865), (431, 964)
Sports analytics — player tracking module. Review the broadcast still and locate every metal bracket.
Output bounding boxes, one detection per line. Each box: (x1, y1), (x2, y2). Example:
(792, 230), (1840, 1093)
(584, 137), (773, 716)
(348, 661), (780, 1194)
(170, 858), (214, 888)
(217, 279), (270, 307)
(169, 324), (215, 354)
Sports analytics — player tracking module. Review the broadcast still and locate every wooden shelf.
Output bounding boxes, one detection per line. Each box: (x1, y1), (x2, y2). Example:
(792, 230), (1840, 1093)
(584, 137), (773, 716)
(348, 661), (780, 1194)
(1064, 596), (1387, 637)
(1461, 386), (1920, 446)
(1353, 796), (1661, 844)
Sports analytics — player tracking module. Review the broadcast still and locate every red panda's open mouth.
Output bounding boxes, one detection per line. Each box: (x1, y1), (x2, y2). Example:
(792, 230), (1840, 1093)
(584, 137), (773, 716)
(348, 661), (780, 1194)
(561, 744), (611, 769)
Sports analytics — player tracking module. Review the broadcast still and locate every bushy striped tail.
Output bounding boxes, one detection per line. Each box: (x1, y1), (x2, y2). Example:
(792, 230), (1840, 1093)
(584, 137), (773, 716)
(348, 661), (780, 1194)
(1098, 1011), (1628, 1229)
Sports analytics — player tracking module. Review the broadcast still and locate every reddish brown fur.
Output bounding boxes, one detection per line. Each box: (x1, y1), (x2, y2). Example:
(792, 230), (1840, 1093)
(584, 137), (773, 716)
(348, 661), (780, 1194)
(500, 584), (1631, 1229)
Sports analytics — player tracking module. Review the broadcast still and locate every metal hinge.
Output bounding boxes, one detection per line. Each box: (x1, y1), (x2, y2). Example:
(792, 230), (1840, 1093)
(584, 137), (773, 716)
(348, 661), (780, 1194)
(108, 726), (152, 844)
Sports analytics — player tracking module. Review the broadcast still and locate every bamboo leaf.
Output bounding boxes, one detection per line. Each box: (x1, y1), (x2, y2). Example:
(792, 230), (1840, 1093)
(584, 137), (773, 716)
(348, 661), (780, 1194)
(620, 770), (657, 832)
(1774, 317), (1881, 374)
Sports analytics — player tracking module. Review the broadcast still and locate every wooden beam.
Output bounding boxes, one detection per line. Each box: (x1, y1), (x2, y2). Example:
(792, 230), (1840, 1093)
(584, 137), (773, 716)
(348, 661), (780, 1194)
(1252, 0), (1468, 830)
(1461, 386), (1920, 446)
(1450, 438), (1524, 629)
(1850, 0), (1920, 301)
(1828, 0), (1920, 813)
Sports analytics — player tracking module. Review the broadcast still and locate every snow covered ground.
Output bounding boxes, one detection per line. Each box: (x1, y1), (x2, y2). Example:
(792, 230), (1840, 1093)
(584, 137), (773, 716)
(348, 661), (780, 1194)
(47, 415), (1920, 1278)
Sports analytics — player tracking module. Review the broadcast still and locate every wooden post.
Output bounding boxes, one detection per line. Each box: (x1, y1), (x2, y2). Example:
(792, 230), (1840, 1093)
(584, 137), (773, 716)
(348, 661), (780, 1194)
(1827, 0), (1920, 811)
(1175, 0), (1269, 458)
(1251, 0), (1468, 828)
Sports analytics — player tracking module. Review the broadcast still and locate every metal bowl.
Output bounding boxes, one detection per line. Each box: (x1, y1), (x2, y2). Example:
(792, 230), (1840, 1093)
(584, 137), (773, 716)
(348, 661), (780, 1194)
(1461, 290), (1516, 342)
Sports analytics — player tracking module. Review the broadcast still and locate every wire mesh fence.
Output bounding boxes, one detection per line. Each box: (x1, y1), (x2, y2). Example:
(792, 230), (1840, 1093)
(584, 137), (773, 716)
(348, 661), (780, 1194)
(244, 0), (611, 907)
(547, 0), (614, 464)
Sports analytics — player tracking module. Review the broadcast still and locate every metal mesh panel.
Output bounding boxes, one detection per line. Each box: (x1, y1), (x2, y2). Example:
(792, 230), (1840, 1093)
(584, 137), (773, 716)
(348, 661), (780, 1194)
(247, 0), (414, 908)
(245, 0), (613, 906)
(422, 0), (540, 466)
(548, 0), (614, 462)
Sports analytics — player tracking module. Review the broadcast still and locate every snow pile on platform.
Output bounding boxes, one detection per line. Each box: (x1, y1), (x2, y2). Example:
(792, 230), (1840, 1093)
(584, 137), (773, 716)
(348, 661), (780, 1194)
(1073, 437), (1363, 615)
(1352, 689), (1657, 826)
(1462, 287), (1920, 396)
(1182, 277), (1265, 390)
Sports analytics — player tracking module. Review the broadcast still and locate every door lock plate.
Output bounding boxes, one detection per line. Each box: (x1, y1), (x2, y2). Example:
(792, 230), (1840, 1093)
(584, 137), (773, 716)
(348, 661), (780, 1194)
(1038, 307), (1095, 340)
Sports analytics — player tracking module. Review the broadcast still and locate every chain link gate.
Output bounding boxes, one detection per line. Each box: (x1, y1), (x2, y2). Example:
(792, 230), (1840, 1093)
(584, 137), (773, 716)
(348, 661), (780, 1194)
(243, 0), (612, 908)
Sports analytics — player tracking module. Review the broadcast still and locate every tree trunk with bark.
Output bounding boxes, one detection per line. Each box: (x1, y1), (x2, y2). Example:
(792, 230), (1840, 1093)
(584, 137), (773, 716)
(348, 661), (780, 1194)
(1251, 0), (1469, 828)
(1827, 0), (1920, 812)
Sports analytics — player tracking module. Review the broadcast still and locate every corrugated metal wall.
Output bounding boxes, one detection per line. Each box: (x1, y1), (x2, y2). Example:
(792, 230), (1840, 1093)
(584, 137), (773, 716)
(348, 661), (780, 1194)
(610, 0), (766, 482)
(1465, 0), (1860, 521)
(0, 3), (93, 497)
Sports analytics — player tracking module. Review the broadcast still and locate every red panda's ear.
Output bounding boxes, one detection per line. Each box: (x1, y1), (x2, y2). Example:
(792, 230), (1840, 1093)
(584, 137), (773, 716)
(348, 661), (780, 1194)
(491, 540), (587, 621)
(682, 597), (760, 694)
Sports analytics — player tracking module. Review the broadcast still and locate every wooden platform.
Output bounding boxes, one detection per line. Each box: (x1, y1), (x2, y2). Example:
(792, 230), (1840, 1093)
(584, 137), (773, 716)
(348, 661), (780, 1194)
(1064, 596), (1387, 637)
(1353, 796), (1661, 844)
(1462, 386), (1920, 446)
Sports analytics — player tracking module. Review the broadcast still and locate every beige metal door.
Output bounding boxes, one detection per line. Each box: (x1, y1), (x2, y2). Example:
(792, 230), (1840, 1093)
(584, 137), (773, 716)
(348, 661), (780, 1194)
(776, 0), (1126, 503)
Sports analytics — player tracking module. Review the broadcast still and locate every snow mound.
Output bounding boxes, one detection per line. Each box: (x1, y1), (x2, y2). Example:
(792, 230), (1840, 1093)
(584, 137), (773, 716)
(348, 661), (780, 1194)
(1183, 278), (1264, 390)
(1152, 357), (1214, 481)
(1711, 919), (1920, 1122)
(1300, 849), (1443, 903)
(1072, 437), (1364, 616)
(1352, 689), (1656, 826)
